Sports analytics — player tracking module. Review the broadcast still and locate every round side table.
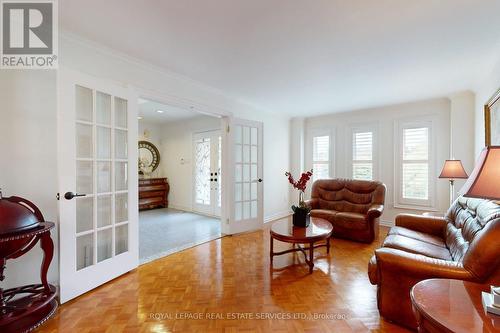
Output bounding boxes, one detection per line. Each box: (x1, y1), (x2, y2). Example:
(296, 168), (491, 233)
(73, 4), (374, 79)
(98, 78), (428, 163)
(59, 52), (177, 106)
(411, 278), (498, 333)
(270, 216), (332, 273)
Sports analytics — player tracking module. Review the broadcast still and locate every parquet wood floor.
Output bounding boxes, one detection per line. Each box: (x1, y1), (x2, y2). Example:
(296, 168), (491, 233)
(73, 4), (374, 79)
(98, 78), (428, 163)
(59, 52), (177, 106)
(36, 225), (411, 333)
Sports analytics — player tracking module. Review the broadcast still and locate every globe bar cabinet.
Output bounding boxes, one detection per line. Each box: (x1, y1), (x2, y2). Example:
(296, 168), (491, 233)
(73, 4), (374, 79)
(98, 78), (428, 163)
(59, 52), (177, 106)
(0, 192), (57, 332)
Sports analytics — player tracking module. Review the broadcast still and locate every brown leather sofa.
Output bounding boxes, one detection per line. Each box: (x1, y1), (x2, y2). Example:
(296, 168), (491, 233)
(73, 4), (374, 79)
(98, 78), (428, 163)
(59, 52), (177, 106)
(305, 179), (386, 243)
(368, 197), (500, 330)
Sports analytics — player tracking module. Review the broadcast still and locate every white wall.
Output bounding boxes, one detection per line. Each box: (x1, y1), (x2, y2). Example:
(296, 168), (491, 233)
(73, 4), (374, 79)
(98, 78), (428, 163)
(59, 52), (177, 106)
(474, 60), (500, 156)
(449, 91), (475, 191)
(0, 71), (58, 289)
(296, 96), (475, 225)
(157, 115), (221, 211)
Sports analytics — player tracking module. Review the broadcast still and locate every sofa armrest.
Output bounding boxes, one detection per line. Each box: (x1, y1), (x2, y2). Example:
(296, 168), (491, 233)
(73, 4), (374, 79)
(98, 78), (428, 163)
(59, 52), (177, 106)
(395, 213), (446, 237)
(367, 204), (384, 219)
(372, 248), (474, 329)
(304, 199), (319, 210)
(375, 248), (472, 280)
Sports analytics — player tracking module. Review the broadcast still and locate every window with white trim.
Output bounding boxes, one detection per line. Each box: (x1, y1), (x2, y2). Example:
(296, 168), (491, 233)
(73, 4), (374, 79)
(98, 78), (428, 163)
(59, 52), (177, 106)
(396, 120), (434, 208)
(352, 130), (374, 180)
(312, 135), (330, 181)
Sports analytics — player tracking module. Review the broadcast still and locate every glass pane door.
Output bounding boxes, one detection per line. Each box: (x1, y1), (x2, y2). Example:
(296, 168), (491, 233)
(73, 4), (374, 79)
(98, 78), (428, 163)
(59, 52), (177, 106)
(193, 130), (221, 216)
(59, 69), (138, 304)
(75, 86), (130, 270)
(230, 119), (263, 234)
(194, 137), (211, 206)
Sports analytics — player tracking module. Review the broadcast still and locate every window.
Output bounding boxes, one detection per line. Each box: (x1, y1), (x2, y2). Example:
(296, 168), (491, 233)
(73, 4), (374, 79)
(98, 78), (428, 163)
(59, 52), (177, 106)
(352, 130), (373, 180)
(396, 120), (434, 208)
(312, 135), (330, 181)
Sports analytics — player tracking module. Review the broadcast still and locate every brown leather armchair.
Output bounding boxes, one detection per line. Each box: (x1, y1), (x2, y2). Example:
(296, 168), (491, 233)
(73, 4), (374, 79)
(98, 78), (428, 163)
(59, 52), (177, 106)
(305, 179), (386, 243)
(368, 197), (500, 330)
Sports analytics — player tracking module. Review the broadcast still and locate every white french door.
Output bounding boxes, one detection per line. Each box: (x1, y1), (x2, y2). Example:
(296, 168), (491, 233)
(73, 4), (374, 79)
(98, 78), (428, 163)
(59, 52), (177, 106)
(193, 130), (221, 217)
(227, 118), (263, 234)
(58, 68), (138, 303)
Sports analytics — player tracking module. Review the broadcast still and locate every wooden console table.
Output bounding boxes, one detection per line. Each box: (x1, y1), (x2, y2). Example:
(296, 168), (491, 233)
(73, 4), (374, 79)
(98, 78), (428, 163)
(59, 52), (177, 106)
(139, 178), (169, 210)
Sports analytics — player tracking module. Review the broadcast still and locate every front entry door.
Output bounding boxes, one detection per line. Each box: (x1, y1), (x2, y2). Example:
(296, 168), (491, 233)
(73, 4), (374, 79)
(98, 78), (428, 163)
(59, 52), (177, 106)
(58, 68), (138, 303)
(193, 130), (222, 217)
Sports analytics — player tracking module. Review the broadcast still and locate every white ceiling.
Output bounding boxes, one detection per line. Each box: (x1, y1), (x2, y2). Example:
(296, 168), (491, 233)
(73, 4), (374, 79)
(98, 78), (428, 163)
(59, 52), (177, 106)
(138, 98), (201, 123)
(61, 0), (500, 116)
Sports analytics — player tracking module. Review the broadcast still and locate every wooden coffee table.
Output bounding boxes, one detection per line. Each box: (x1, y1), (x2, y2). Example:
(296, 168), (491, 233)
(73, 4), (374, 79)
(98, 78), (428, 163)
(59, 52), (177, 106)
(270, 216), (332, 273)
(411, 278), (499, 333)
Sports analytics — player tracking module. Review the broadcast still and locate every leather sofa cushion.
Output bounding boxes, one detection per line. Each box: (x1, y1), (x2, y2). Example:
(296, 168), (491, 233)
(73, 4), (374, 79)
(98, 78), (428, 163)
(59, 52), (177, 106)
(335, 212), (367, 230)
(388, 226), (445, 247)
(382, 234), (452, 261)
(311, 179), (385, 214)
(310, 209), (337, 221)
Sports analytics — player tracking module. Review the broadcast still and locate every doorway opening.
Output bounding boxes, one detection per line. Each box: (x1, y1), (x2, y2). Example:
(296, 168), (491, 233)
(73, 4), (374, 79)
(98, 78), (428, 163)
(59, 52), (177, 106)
(137, 97), (223, 264)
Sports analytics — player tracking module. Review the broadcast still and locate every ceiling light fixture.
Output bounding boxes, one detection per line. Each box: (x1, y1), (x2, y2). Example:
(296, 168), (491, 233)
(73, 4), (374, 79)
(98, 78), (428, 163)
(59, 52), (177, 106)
(156, 110), (164, 114)
(137, 116), (143, 120)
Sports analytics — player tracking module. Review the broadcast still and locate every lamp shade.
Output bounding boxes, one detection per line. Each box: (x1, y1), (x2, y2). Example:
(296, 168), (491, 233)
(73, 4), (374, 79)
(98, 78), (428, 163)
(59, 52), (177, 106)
(438, 160), (468, 179)
(460, 146), (500, 200)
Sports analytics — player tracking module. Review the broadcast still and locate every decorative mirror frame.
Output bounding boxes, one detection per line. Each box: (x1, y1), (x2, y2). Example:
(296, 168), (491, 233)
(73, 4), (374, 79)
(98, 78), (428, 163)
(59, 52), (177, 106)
(138, 141), (161, 172)
(485, 88), (500, 146)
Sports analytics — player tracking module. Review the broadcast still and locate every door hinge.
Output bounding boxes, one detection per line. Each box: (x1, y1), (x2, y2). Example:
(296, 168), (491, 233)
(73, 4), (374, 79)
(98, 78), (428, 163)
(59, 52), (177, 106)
(226, 125), (230, 133)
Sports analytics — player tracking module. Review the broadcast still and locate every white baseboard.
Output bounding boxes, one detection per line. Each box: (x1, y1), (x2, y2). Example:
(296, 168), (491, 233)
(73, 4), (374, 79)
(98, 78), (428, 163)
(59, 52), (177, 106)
(169, 204), (221, 219)
(264, 210), (292, 224)
(170, 204), (291, 224)
(168, 203), (192, 212)
(380, 219), (394, 227)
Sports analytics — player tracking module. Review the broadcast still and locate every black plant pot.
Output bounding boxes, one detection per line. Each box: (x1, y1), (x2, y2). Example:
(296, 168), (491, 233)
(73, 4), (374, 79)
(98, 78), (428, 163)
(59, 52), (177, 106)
(292, 207), (310, 227)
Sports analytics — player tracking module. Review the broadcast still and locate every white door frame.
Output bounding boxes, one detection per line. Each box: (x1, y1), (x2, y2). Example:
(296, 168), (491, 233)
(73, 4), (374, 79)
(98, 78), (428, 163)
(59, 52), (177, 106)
(134, 88), (232, 235)
(57, 66), (139, 303)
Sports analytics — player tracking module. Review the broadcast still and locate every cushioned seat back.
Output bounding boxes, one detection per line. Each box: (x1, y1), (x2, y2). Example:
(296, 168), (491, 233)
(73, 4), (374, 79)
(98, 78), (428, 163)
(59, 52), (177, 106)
(311, 179), (385, 214)
(445, 197), (500, 280)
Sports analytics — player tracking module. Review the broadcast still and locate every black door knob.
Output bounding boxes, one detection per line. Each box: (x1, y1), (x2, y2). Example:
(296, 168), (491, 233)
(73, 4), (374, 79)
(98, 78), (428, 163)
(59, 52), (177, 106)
(64, 192), (86, 200)
(258, 178), (263, 183)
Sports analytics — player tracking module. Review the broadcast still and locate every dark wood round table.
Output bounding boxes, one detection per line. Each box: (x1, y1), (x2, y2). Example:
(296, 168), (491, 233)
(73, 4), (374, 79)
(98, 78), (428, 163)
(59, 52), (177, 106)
(411, 278), (499, 333)
(270, 216), (332, 273)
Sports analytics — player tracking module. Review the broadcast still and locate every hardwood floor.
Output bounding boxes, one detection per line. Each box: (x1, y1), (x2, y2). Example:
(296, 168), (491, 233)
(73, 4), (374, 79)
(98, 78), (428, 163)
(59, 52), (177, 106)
(36, 226), (411, 333)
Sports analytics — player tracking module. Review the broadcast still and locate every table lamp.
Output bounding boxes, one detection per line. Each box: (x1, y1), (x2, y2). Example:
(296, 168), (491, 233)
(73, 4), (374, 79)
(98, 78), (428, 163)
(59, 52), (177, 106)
(462, 146), (500, 316)
(439, 159), (468, 205)
(460, 146), (500, 201)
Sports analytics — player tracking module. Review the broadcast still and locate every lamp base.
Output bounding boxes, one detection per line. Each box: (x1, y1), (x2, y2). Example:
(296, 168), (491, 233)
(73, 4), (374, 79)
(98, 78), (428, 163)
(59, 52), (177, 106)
(449, 180), (455, 206)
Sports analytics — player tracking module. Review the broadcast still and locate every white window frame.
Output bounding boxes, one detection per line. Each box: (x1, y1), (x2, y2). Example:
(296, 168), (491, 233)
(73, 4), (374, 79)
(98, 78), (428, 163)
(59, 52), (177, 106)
(347, 124), (378, 181)
(394, 118), (436, 210)
(308, 128), (334, 181)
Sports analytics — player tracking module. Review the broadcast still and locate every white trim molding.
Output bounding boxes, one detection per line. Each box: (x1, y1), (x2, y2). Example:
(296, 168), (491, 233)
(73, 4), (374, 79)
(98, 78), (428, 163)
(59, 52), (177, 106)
(264, 210), (292, 224)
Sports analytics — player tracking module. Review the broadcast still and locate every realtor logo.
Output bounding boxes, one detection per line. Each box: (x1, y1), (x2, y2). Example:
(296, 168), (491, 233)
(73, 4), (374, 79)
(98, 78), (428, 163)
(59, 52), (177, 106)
(1, 0), (58, 69)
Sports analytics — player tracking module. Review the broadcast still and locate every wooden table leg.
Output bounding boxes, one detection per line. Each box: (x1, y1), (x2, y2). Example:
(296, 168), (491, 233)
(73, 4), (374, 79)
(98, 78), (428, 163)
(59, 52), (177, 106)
(327, 237), (330, 254)
(40, 232), (54, 292)
(309, 242), (314, 273)
(270, 235), (274, 265)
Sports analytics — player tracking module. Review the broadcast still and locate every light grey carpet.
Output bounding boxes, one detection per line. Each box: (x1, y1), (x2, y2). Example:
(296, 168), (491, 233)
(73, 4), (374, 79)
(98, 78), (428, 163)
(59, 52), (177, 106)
(139, 208), (222, 264)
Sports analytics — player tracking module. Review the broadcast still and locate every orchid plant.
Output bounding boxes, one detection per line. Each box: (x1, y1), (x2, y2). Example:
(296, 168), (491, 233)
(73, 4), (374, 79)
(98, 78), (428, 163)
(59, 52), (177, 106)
(285, 169), (313, 210)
